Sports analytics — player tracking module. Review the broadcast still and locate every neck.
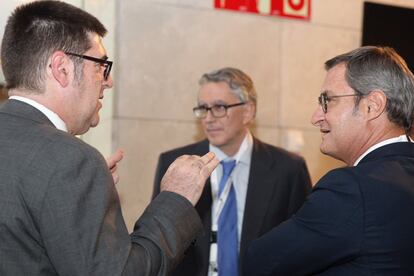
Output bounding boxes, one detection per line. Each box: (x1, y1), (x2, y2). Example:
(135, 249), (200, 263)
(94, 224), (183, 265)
(10, 88), (47, 104)
(10, 88), (73, 133)
(219, 130), (248, 157)
(345, 124), (405, 166)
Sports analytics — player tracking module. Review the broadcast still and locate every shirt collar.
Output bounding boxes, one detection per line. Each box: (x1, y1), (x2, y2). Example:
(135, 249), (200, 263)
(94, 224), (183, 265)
(353, 134), (410, 166)
(209, 131), (253, 165)
(9, 96), (67, 132)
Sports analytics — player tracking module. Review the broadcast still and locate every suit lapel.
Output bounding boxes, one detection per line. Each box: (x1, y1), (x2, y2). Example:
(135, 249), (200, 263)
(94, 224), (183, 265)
(191, 140), (213, 275)
(240, 139), (278, 257)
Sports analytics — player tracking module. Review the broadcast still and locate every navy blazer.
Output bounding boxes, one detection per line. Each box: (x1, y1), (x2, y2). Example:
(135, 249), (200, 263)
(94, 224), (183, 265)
(244, 142), (414, 275)
(153, 138), (312, 276)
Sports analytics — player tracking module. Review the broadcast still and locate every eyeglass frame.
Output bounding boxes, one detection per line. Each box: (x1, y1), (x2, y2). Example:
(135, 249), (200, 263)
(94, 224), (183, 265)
(65, 52), (113, 81)
(318, 92), (360, 113)
(193, 102), (246, 119)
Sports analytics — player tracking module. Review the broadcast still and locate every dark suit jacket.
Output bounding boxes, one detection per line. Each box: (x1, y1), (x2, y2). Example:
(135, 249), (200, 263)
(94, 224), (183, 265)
(0, 100), (202, 276)
(244, 142), (414, 275)
(153, 138), (312, 276)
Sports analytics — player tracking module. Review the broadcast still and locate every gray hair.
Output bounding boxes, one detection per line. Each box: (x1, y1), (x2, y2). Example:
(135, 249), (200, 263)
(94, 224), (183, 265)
(325, 46), (414, 134)
(199, 67), (257, 107)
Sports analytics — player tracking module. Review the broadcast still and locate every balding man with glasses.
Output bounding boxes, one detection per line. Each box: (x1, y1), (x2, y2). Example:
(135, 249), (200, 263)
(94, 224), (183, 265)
(152, 67), (312, 276)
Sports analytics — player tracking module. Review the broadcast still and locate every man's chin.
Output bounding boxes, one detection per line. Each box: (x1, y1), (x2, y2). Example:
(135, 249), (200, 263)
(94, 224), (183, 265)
(90, 115), (100, 128)
(320, 146), (342, 162)
(207, 136), (225, 147)
(319, 144), (330, 155)
(76, 118), (99, 135)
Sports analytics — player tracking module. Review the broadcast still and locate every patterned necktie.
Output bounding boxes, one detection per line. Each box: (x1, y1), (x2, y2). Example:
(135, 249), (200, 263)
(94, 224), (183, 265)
(217, 160), (238, 276)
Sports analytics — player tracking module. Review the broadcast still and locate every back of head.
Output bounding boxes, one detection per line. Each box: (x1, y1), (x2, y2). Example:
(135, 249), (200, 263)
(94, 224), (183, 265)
(1, 0), (107, 92)
(199, 67), (257, 107)
(325, 46), (414, 135)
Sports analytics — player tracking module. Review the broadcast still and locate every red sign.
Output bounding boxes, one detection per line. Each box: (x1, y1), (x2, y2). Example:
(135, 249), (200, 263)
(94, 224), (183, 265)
(214, 0), (311, 20)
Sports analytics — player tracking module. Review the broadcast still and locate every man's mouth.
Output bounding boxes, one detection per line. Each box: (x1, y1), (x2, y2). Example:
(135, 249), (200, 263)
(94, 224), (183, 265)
(206, 128), (222, 133)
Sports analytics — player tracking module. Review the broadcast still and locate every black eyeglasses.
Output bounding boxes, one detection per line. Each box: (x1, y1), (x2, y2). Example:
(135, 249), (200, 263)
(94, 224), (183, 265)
(193, 102), (246, 119)
(318, 92), (358, 113)
(65, 52), (113, 80)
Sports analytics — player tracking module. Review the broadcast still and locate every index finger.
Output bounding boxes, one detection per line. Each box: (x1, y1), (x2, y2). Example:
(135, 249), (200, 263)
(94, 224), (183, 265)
(200, 153), (220, 178)
(107, 149), (124, 169)
(199, 152), (216, 165)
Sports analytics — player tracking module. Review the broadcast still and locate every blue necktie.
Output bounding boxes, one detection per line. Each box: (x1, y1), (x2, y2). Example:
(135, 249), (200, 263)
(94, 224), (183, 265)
(217, 160), (238, 276)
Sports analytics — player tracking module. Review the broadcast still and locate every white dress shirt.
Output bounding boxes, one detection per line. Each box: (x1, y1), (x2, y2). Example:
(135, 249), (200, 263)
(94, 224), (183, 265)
(208, 131), (253, 275)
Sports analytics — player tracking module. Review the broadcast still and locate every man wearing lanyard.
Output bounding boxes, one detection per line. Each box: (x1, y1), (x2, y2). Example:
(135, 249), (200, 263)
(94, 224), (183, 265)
(152, 67), (312, 276)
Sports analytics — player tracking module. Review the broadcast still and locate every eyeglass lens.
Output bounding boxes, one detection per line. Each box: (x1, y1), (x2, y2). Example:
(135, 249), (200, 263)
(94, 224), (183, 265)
(318, 94), (328, 113)
(193, 102), (246, 118)
(194, 105), (226, 118)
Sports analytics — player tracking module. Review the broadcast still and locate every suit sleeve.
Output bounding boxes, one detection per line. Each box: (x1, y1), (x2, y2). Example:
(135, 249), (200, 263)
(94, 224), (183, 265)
(36, 141), (201, 276)
(243, 169), (363, 276)
(124, 191), (203, 275)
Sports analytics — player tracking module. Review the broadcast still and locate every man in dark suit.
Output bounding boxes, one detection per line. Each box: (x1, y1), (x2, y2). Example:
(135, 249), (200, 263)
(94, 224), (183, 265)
(0, 1), (219, 275)
(244, 46), (414, 275)
(153, 67), (312, 276)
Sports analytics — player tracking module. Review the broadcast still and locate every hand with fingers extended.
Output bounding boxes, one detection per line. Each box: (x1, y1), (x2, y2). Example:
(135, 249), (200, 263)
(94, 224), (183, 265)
(161, 152), (219, 206)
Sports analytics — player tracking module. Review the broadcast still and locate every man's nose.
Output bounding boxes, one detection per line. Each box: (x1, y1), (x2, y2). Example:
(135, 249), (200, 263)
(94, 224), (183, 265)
(311, 104), (325, 126)
(203, 109), (216, 122)
(103, 74), (113, 89)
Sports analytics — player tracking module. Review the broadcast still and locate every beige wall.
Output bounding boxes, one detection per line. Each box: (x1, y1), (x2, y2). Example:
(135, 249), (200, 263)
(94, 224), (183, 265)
(2, 0), (414, 231)
(110, 0), (414, 231)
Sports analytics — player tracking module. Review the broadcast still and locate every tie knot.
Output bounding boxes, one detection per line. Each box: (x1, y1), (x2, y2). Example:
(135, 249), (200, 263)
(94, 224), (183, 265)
(221, 159), (236, 177)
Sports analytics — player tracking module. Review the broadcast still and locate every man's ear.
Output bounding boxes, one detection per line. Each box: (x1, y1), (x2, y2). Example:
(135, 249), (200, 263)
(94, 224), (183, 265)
(365, 89), (387, 121)
(49, 51), (71, 87)
(242, 101), (256, 124)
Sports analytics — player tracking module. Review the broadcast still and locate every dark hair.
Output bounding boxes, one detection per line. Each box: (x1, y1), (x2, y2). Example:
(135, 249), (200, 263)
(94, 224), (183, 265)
(1, 0), (107, 91)
(325, 46), (414, 134)
(199, 67), (257, 107)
